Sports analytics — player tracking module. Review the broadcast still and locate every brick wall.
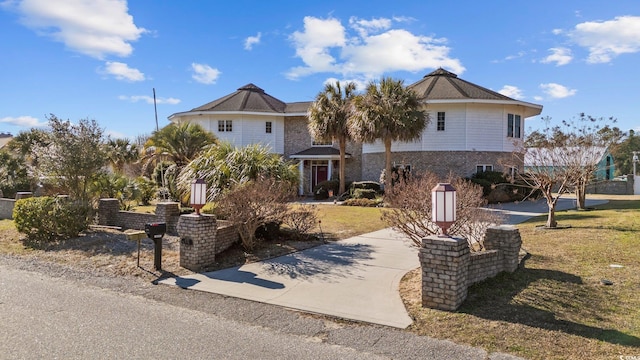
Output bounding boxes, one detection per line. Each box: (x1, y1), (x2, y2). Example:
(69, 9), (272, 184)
(0, 198), (15, 219)
(362, 151), (521, 181)
(177, 215), (239, 271)
(419, 225), (522, 311)
(98, 199), (180, 235)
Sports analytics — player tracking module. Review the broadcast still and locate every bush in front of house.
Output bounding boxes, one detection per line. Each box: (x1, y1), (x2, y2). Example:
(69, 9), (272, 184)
(313, 179), (339, 200)
(13, 196), (92, 243)
(282, 205), (318, 239)
(350, 181), (381, 193)
(352, 188), (377, 200)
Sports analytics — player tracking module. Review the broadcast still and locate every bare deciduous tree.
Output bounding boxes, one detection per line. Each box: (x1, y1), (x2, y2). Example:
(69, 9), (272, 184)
(383, 172), (503, 250)
(217, 177), (295, 251)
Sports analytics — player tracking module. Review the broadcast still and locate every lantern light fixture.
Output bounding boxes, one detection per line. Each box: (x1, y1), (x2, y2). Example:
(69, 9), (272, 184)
(431, 183), (456, 236)
(190, 178), (207, 215)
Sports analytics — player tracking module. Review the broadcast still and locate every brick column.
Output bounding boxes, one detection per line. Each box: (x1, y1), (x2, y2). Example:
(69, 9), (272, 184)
(419, 236), (470, 311)
(156, 202), (180, 235)
(177, 214), (217, 272)
(483, 225), (522, 273)
(98, 198), (120, 226)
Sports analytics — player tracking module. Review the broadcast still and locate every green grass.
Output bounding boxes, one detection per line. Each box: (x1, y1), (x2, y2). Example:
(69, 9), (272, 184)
(402, 198), (640, 359)
(313, 204), (387, 240)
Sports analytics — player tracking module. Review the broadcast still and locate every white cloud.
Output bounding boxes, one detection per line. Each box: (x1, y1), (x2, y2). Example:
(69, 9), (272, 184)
(191, 63), (221, 84)
(244, 32), (261, 50)
(552, 29), (563, 35)
(0, 116), (46, 127)
(541, 47), (572, 66)
(348, 16), (392, 37)
(103, 61), (145, 81)
(539, 83), (577, 99)
(498, 85), (524, 100)
(118, 95), (181, 105)
(287, 16), (464, 80)
(569, 15), (640, 63)
(5, 0), (146, 59)
(533, 96), (544, 101)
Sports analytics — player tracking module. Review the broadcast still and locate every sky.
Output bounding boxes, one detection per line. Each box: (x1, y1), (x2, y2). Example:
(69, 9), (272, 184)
(1, 0), (639, 140)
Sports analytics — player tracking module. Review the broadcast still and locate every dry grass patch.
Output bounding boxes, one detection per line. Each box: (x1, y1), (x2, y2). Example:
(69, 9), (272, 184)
(401, 199), (640, 359)
(314, 204), (387, 240)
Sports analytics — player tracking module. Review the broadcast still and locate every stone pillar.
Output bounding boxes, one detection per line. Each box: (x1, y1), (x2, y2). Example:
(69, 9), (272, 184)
(98, 198), (120, 226)
(419, 236), (470, 311)
(156, 202), (180, 234)
(483, 225), (522, 273)
(177, 214), (217, 272)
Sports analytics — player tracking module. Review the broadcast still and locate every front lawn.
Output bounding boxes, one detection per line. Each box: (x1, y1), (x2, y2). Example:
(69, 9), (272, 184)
(401, 199), (640, 359)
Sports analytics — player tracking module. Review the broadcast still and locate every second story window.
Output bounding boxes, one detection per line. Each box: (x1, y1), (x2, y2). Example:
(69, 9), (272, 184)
(437, 112), (445, 131)
(266, 121), (272, 134)
(476, 164), (493, 173)
(507, 114), (521, 138)
(312, 139), (333, 146)
(218, 120), (232, 132)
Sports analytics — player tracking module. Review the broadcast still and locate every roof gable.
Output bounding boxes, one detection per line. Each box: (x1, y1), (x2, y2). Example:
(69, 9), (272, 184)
(408, 68), (514, 101)
(191, 83), (287, 113)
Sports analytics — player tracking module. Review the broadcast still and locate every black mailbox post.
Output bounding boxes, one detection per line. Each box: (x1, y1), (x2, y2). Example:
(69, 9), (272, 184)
(144, 222), (166, 271)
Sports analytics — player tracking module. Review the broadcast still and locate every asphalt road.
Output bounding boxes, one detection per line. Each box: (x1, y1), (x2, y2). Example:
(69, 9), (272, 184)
(0, 264), (394, 359)
(0, 257), (520, 360)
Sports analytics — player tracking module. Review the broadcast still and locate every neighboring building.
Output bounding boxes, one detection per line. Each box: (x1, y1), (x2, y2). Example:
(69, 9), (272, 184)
(168, 69), (543, 195)
(524, 146), (615, 181)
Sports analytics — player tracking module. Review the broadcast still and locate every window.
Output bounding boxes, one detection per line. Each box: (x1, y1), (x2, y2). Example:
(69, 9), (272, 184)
(265, 121), (272, 134)
(312, 139), (333, 146)
(508, 166), (518, 179)
(507, 114), (521, 138)
(476, 165), (493, 173)
(437, 112), (445, 131)
(218, 120), (232, 132)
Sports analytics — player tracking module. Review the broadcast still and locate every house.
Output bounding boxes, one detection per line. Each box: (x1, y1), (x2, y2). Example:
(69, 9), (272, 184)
(168, 69), (543, 195)
(524, 146), (615, 181)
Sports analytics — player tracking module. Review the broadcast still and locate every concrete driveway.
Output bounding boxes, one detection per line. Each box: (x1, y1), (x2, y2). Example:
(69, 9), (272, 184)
(160, 228), (418, 328)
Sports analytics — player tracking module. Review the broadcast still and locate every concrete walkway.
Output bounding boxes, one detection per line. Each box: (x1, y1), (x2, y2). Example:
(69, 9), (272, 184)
(160, 196), (609, 328)
(160, 228), (418, 328)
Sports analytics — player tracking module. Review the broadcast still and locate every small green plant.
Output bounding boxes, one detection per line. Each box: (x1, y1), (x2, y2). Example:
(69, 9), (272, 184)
(13, 196), (91, 243)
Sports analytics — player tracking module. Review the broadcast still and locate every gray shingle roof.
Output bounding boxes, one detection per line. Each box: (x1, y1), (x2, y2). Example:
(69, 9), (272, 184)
(191, 83), (287, 113)
(408, 68), (515, 101)
(291, 147), (351, 157)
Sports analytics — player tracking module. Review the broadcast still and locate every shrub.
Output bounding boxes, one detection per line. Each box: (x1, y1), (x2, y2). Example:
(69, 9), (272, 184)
(313, 179), (339, 200)
(383, 171), (503, 250)
(255, 221), (281, 241)
(282, 205), (318, 238)
(352, 188), (376, 199)
(342, 198), (379, 207)
(350, 181), (381, 193)
(14, 196), (91, 243)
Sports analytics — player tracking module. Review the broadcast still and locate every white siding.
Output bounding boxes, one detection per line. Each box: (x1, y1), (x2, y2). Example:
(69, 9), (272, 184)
(361, 103), (529, 154)
(173, 113), (285, 154)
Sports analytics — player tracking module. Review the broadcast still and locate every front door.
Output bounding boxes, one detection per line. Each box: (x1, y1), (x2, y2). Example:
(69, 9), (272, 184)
(312, 165), (328, 190)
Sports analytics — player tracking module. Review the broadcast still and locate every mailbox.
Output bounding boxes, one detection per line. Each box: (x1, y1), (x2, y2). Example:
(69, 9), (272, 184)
(144, 223), (166, 271)
(145, 223), (166, 239)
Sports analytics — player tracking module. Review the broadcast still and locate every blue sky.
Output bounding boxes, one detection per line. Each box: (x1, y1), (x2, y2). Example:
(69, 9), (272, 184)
(1, 0), (639, 139)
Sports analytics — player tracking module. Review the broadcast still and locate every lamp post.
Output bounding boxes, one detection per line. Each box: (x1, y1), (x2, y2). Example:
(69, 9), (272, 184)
(431, 183), (456, 236)
(633, 151), (638, 177)
(190, 178), (207, 215)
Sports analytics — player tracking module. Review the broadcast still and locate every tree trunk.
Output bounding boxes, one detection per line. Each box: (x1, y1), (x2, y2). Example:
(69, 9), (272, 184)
(339, 137), (346, 195)
(575, 180), (587, 210)
(384, 137), (392, 188)
(546, 204), (557, 228)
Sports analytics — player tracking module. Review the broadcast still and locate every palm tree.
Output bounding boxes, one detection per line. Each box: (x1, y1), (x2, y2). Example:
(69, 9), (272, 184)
(308, 81), (357, 195)
(142, 122), (217, 169)
(349, 77), (428, 187)
(105, 138), (139, 174)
